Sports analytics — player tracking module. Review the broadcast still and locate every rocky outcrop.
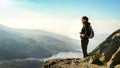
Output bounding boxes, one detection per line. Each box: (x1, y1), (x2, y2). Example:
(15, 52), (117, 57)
(115, 65), (120, 68)
(90, 29), (120, 62)
(42, 58), (106, 68)
(107, 47), (120, 68)
(42, 29), (120, 68)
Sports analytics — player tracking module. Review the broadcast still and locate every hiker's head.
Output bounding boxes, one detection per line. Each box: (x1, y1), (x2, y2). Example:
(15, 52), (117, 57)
(82, 16), (89, 24)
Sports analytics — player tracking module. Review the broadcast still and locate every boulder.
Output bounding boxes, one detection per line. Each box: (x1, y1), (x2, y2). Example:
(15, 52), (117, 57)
(115, 65), (120, 68)
(90, 29), (120, 62)
(107, 47), (120, 68)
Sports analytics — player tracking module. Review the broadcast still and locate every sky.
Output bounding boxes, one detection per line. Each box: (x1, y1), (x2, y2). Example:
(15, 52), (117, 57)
(0, 0), (120, 40)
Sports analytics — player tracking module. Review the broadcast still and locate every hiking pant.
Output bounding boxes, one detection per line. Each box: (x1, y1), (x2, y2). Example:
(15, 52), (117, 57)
(81, 38), (89, 58)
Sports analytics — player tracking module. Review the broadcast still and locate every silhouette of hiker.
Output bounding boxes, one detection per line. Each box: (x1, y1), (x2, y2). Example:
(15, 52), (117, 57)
(80, 16), (91, 58)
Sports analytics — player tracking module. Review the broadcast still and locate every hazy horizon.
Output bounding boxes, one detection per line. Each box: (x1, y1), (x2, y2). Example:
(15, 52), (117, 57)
(0, 0), (120, 40)
(0, 0), (120, 61)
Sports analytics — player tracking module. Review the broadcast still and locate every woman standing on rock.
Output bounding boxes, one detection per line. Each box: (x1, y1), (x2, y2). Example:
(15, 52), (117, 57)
(80, 16), (94, 58)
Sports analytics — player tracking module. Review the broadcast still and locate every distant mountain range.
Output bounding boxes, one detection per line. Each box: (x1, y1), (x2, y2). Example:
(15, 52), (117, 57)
(0, 24), (80, 61)
(0, 60), (43, 68)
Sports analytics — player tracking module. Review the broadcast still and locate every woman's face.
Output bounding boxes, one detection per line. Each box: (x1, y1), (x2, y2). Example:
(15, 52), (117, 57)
(81, 19), (87, 24)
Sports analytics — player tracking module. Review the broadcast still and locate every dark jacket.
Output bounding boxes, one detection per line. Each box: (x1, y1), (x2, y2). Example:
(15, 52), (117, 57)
(80, 22), (91, 39)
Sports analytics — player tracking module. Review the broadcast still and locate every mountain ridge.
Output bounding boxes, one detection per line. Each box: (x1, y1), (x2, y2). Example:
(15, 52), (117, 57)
(0, 24), (80, 61)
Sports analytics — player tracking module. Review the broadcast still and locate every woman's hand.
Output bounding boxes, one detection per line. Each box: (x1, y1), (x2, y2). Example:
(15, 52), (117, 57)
(80, 34), (85, 39)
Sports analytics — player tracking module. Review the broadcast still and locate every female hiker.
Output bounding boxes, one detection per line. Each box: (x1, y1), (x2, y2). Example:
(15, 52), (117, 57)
(80, 16), (94, 58)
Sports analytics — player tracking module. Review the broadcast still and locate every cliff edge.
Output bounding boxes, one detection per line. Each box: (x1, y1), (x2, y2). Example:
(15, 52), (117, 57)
(42, 29), (120, 68)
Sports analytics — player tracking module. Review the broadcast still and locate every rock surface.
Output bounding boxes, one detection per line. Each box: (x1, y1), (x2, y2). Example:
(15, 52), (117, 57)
(107, 47), (120, 68)
(42, 58), (106, 68)
(42, 29), (120, 68)
(115, 65), (120, 68)
(90, 29), (120, 62)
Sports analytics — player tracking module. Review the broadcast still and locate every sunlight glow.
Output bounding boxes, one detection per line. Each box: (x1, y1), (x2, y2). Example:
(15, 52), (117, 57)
(0, 0), (12, 7)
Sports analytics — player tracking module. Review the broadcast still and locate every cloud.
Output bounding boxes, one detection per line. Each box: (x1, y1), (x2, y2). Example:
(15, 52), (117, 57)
(0, 7), (80, 33)
(0, 7), (120, 40)
(0, 0), (120, 40)
(92, 20), (120, 34)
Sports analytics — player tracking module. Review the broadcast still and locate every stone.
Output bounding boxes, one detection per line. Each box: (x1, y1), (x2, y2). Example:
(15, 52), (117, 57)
(107, 47), (120, 68)
(90, 29), (120, 62)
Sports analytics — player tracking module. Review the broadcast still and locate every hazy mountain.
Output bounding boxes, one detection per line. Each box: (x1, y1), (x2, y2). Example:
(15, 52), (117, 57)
(0, 24), (80, 61)
(0, 60), (43, 68)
